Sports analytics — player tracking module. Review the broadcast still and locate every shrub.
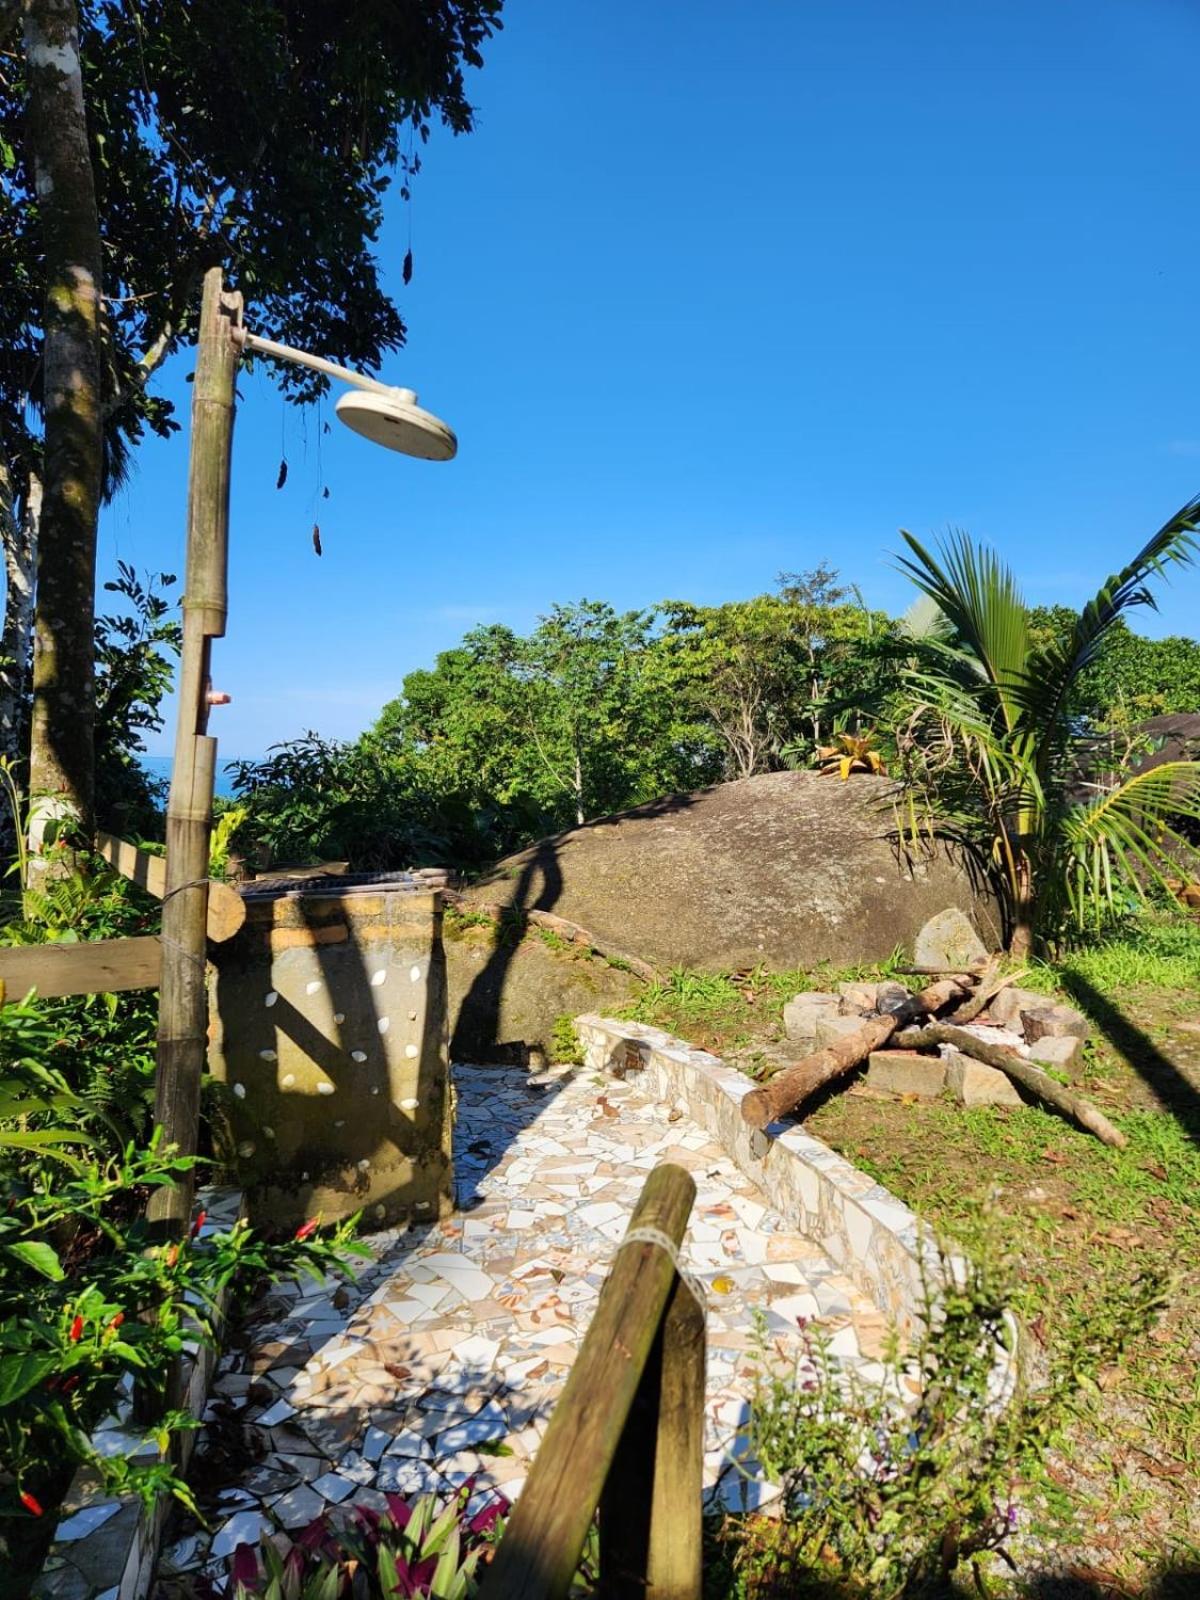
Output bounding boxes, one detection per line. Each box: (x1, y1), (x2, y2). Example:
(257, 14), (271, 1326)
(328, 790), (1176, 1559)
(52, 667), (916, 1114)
(0, 1125), (364, 1534)
(732, 1230), (1165, 1597)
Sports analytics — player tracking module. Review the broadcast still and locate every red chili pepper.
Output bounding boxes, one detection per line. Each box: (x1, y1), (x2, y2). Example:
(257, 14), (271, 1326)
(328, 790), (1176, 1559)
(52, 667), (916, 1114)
(107, 1312), (125, 1331)
(20, 1491), (43, 1517)
(189, 1209), (207, 1239)
(294, 1218), (318, 1241)
(61, 1374), (80, 1394)
(69, 1315), (84, 1343)
(165, 1244), (179, 1269)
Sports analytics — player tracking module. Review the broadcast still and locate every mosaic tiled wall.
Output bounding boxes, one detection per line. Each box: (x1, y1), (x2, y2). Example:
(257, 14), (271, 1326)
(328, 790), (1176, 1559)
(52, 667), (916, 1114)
(575, 1015), (977, 1341)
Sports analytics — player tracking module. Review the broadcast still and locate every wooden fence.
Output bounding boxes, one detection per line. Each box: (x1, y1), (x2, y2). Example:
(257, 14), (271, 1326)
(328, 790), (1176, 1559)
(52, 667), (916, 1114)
(0, 833), (244, 1000)
(480, 1162), (706, 1600)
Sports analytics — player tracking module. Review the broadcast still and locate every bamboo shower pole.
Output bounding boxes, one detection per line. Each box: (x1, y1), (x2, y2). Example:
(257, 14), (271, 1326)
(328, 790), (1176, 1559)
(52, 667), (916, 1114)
(147, 267), (242, 1234)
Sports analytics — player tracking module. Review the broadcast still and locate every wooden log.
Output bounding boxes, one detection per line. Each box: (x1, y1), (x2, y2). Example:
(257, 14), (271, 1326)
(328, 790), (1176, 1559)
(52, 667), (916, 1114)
(894, 1021), (1127, 1148)
(148, 267), (242, 1237)
(480, 1164), (697, 1600)
(599, 1272), (705, 1598)
(740, 1013), (900, 1129)
(455, 895), (661, 984)
(0, 936), (161, 999)
(740, 978), (971, 1130)
(96, 831), (245, 943)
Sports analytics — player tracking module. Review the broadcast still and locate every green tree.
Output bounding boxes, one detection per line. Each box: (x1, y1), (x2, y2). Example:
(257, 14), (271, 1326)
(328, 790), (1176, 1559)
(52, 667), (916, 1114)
(660, 576), (886, 779)
(1, 0), (501, 848)
(1029, 605), (1200, 727)
(378, 601), (720, 841)
(894, 498), (1200, 955)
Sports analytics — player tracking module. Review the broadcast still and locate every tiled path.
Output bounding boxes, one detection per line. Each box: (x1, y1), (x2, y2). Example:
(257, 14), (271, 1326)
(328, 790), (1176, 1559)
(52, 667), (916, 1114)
(156, 1064), (888, 1589)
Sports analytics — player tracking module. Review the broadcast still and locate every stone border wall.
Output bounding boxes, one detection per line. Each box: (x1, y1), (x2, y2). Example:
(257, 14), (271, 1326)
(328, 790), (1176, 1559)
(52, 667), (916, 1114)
(575, 1015), (1017, 1404)
(34, 1188), (244, 1600)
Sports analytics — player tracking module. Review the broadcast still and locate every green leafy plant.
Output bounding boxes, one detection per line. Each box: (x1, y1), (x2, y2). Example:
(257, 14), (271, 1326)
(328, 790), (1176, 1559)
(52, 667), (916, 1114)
(891, 496), (1200, 954)
(0, 1124), (364, 1535)
(93, 564), (181, 839)
(550, 1014), (584, 1065)
(209, 805), (249, 880)
(213, 1485), (509, 1599)
(734, 1229), (1166, 1597)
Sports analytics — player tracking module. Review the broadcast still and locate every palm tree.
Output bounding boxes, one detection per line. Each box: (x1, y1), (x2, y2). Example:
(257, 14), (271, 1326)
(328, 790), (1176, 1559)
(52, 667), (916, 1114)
(893, 496), (1200, 956)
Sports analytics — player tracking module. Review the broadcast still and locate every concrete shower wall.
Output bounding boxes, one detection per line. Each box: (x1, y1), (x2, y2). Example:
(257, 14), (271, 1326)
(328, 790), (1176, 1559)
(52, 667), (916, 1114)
(208, 887), (452, 1231)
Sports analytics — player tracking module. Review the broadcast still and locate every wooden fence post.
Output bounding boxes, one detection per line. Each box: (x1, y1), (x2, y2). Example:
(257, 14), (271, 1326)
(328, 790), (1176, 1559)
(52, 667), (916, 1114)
(599, 1271), (706, 1598)
(147, 266), (242, 1235)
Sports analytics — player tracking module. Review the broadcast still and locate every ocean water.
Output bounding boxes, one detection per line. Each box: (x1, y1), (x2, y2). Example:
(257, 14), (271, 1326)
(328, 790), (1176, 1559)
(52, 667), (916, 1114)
(139, 754), (251, 801)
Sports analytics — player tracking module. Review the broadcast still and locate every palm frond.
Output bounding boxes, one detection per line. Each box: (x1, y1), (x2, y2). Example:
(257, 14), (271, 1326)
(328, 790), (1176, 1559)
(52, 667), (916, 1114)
(1025, 494), (1200, 770)
(895, 531), (1030, 729)
(1057, 760), (1200, 928)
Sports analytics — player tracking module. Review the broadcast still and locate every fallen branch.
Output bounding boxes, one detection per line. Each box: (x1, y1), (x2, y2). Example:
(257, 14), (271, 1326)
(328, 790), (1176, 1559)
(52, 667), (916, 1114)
(894, 1022), (1126, 1149)
(740, 978), (970, 1130)
(946, 967), (1028, 1026)
(448, 895), (661, 984)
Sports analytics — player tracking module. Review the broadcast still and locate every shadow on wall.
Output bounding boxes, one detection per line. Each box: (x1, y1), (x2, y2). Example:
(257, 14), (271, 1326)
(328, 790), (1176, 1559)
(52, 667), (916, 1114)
(209, 884), (452, 1232)
(449, 837), (564, 1063)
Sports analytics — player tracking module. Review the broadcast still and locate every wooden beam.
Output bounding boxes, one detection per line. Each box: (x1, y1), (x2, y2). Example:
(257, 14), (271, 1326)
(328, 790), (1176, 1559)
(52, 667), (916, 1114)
(0, 936), (161, 999)
(96, 831), (245, 943)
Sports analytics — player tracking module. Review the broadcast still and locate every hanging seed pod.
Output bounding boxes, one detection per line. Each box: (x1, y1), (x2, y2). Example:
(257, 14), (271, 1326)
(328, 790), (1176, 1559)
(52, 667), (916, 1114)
(312, 524), (323, 557)
(276, 458), (288, 490)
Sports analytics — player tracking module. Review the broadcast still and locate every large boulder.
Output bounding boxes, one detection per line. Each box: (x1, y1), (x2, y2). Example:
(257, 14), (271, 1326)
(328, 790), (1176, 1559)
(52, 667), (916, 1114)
(445, 915), (638, 1061)
(462, 772), (1000, 974)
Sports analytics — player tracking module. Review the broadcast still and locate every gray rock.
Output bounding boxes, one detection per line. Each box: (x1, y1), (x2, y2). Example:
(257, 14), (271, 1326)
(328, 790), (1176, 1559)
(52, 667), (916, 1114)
(875, 980), (912, 1014)
(782, 992), (840, 1044)
(462, 771), (1002, 976)
(837, 980), (878, 1015)
(913, 908), (989, 972)
(866, 1051), (946, 1098)
(942, 1049), (1024, 1108)
(1019, 1001), (1089, 1043)
(1027, 1033), (1085, 1078)
(988, 986), (1048, 1030)
(815, 1013), (869, 1050)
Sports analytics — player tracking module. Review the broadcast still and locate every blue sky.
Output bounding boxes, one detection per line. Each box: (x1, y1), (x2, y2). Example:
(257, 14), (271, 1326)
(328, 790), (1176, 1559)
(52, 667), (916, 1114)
(106, 0), (1200, 757)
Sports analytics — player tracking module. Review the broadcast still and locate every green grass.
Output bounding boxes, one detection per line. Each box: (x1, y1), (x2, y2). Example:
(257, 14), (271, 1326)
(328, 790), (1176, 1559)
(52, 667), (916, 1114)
(619, 909), (1200, 1589)
(1020, 911), (1200, 998)
(620, 946), (913, 1052)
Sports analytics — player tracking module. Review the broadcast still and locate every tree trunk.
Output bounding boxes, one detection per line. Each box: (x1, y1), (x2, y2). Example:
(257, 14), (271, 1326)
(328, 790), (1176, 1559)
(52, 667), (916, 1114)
(0, 457), (39, 769)
(23, 0), (103, 865)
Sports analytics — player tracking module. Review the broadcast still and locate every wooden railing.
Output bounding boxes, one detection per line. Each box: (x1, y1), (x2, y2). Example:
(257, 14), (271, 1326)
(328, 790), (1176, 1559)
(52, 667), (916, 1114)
(480, 1162), (706, 1600)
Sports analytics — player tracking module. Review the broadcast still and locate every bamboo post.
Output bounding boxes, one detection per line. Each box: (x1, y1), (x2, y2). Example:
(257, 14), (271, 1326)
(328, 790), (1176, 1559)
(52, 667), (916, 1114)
(479, 1164), (698, 1600)
(147, 267), (242, 1234)
(599, 1272), (706, 1598)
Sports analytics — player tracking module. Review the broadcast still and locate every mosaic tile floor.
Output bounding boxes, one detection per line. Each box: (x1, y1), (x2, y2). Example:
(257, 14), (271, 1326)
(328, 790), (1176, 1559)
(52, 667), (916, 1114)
(156, 1063), (890, 1589)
